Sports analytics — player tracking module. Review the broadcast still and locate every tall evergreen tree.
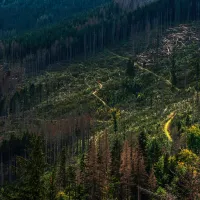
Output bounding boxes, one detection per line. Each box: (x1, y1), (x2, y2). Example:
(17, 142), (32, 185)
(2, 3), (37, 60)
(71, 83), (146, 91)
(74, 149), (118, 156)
(126, 59), (136, 77)
(48, 166), (57, 200)
(65, 165), (76, 199)
(138, 130), (147, 157)
(16, 134), (46, 200)
(76, 154), (87, 199)
(56, 148), (67, 191)
(170, 53), (177, 86)
(110, 138), (122, 199)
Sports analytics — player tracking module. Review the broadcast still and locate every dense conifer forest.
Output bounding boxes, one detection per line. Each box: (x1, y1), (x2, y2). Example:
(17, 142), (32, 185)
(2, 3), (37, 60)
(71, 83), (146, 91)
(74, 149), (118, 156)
(0, 0), (109, 34)
(0, 0), (200, 199)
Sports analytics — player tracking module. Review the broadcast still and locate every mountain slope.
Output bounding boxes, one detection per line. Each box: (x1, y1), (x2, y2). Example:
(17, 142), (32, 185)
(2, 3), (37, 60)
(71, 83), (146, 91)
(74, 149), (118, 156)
(0, 0), (109, 33)
(0, 0), (199, 75)
(0, 0), (200, 199)
(0, 22), (200, 199)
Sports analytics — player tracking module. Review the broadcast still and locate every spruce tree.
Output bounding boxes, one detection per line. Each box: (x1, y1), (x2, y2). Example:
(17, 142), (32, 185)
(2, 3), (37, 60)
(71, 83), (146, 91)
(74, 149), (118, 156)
(138, 130), (147, 157)
(110, 137), (122, 199)
(111, 109), (118, 134)
(56, 148), (67, 191)
(48, 166), (57, 200)
(171, 53), (177, 86)
(16, 134), (46, 200)
(29, 83), (35, 106)
(65, 165), (76, 199)
(126, 59), (135, 77)
(76, 154), (87, 199)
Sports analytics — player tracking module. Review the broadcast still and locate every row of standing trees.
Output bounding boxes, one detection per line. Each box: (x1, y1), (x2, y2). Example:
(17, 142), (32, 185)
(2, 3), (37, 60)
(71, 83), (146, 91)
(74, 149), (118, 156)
(0, 131), (160, 200)
(2, 129), (199, 199)
(0, 114), (92, 186)
(0, 0), (200, 74)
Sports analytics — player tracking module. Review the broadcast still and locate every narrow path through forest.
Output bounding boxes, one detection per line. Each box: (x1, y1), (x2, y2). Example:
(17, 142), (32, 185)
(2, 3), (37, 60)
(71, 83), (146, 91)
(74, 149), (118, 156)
(163, 112), (175, 142)
(106, 50), (179, 142)
(107, 50), (180, 91)
(92, 82), (110, 108)
(135, 63), (179, 91)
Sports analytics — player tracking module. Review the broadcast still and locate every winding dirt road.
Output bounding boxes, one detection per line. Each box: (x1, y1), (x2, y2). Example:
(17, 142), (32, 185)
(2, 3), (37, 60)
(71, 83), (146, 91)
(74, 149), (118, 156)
(92, 82), (110, 108)
(163, 112), (175, 142)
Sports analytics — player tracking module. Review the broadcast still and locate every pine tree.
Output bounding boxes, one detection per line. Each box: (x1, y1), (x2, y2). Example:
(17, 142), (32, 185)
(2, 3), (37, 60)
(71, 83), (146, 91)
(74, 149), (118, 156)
(48, 166), (57, 200)
(56, 148), (67, 191)
(77, 154), (86, 185)
(147, 137), (162, 166)
(16, 134), (46, 200)
(65, 165), (76, 199)
(76, 154), (87, 199)
(185, 114), (191, 127)
(126, 59), (135, 77)
(29, 83), (35, 106)
(110, 108), (119, 134)
(110, 137), (122, 199)
(170, 53), (177, 86)
(138, 130), (147, 157)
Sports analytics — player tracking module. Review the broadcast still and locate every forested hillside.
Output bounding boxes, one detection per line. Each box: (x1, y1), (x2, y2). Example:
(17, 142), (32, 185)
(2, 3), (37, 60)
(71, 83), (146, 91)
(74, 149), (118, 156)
(0, 0), (200, 199)
(0, 0), (200, 74)
(0, 0), (109, 35)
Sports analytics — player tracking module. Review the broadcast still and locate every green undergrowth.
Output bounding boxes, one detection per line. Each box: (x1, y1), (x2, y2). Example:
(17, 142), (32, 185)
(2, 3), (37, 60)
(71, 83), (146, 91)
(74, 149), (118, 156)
(3, 23), (200, 143)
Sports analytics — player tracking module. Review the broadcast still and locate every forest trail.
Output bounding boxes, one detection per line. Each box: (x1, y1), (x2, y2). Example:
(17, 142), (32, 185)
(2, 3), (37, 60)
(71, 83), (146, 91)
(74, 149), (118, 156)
(107, 50), (180, 91)
(92, 82), (103, 95)
(135, 63), (179, 91)
(163, 112), (175, 142)
(92, 82), (110, 108)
